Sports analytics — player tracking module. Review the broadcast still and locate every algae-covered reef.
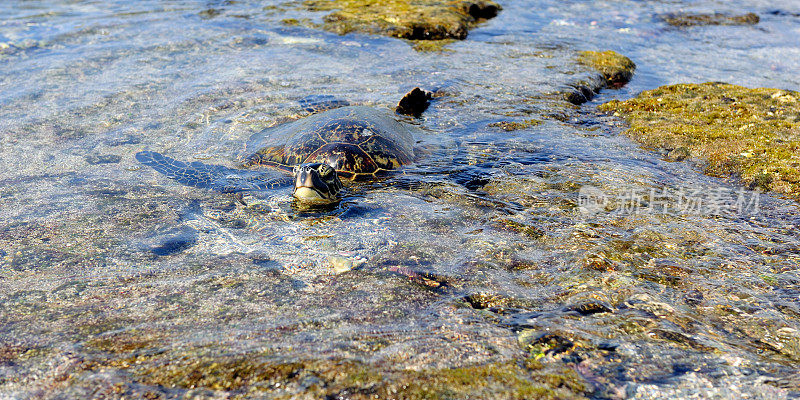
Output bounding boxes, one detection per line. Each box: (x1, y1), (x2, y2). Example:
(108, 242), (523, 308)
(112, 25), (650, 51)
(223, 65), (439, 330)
(302, 0), (501, 40)
(75, 340), (588, 399)
(601, 82), (800, 199)
(659, 12), (760, 27)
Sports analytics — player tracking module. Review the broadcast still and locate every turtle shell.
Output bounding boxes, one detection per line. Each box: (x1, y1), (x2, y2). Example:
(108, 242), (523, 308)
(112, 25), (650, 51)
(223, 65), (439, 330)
(241, 106), (417, 180)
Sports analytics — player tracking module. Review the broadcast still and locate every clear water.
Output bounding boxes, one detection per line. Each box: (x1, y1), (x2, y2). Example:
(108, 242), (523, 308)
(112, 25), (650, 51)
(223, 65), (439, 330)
(1, 0), (799, 398)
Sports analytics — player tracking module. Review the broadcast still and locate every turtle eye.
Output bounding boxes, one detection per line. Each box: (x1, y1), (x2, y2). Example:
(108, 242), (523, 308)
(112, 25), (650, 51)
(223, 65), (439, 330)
(319, 165), (333, 176)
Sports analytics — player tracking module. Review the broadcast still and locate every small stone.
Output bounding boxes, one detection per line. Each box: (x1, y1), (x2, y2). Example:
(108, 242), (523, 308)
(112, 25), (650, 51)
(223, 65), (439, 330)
(564, 301), (613, 316)
(396, 87), (433, 118)
(199, 8), (222, 19)
(577, 50), (636, 88)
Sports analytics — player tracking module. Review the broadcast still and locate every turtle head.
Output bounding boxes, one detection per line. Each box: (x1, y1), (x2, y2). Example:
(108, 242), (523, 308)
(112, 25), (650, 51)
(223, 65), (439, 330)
(292, 163), (343, 203)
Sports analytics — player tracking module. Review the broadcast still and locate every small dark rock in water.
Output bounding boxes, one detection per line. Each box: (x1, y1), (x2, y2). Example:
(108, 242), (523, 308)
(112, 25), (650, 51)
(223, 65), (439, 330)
(84, 154), (122, 165)
(529, 333), (574, 355)
(150, 226), (198, 256)
(199, 8), (222, 19)
(396, 87), (432, 117)
(564, 301), (613, 316)
(660, 12), (760, 27)
(467, 2), (500, 20)
(388, 266), (450, 294)
(684, 289), (704, 306)
(561, 51), (633, 105)
(564, 84), (597, 105)
(767, 10), (800, 17)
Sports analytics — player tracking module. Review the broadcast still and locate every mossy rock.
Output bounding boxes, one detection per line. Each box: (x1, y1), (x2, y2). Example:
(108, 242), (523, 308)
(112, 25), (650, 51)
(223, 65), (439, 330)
(303, 0), (502, 40)
(659, 12), (760, 27)
(563, 50), (635, 105)
(577, 50), (636, 88)
(600, 82), (800, 199)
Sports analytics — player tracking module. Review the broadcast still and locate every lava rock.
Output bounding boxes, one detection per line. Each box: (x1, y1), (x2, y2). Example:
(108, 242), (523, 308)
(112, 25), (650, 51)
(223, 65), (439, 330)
(396, 87), (433, 117)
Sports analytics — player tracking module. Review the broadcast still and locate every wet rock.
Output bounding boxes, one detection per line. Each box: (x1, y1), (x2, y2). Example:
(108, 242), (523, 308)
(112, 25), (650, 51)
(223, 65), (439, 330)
(84, 154), (122, 165)
(388, 265), (452, 293)
(666, 147), (691, 162)
(683, 289), (704, 306)
(199, 8), (222, 19)
(493, 218), (545, 239)
(77, 347), (588, 399)
(563, 50), (635, 105)
(396, 87), (433, 118)
(564, 301), (613, 316)
(0, 343), (31, 365)
(462, 291), (535, 312)
(409, 38), (457, 52)
(648, 329), (716, 352)
(488, 118), (543, 131)
(303, 0), (502, 41)
(563, 83), (599, 105)
(659, 12), (760, 27)
(601, 82), (800, 200)
(577, 50), (636, 88)
(521, 332), (576, 356)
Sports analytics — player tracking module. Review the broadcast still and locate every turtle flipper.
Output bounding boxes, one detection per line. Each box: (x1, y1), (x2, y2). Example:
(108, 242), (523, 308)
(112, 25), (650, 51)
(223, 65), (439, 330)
(135, 151), (291, 193)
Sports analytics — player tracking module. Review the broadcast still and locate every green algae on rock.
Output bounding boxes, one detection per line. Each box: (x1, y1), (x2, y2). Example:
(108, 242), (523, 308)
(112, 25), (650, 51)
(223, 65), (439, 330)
(409, 38), (456, 52)
(564, 50), (636, 105)
(659, 12), (760, 27)
(302, 0), (502, 40)
(600, 82), (800, 199)
(489, 118), (543, 132)
(577, 51), (636, 89)
(79, 346), (588, 399)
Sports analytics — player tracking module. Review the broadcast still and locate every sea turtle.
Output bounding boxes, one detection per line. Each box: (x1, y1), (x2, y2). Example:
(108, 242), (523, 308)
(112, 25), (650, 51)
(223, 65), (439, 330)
(136, 104), (422, 204)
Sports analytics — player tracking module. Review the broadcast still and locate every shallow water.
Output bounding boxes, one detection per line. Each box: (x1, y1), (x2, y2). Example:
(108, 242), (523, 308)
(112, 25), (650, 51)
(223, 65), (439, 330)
(1, 0), (799, 398)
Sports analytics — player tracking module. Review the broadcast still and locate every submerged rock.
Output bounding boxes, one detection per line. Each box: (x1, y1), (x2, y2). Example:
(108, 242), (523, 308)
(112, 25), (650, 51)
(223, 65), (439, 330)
(76, 344), (589, 399)
(303, 0), (502, 40)
(600, 82), (800, 199)
(488, 119), (543, 132)
(659, 12), (760, 27)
